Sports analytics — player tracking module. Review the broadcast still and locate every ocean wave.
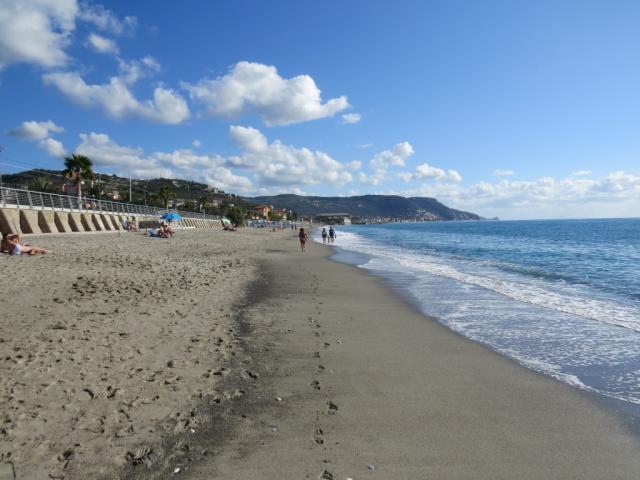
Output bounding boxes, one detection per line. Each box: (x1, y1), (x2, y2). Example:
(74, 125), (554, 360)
(333, 230), (640, 334)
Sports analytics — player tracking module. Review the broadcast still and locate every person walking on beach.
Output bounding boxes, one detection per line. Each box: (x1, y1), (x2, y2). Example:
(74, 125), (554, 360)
(298, 227), (309, 252)
(329, 226), (336, 243)
(321, 227), (328, 243)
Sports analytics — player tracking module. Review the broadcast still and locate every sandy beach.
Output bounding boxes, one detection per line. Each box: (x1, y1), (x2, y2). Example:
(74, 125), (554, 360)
(0, 229), (280, 479)
(2, 229), (640, 479)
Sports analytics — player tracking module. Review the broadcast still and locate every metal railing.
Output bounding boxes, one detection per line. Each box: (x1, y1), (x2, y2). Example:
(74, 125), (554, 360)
(0, 186), (221, 220)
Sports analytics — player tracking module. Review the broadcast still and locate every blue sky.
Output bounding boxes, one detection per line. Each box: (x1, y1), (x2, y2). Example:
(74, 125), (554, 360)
(1, 0), (639, 219)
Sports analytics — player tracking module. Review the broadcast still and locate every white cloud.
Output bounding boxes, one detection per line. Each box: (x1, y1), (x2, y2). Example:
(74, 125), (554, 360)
(75, 132), (253, 192)
(39, 137), (66, 157)
(354, 142), (416, 186)
(357, 143), (373, 149)
(8, 119), (66, 157)
(0, 0), (77, 70)
(228, 125), (353, 188)
(87, 32), (118, 54)
(358, 171), (385, 186)
(447, 169), (463, 183)
(0, 0), (136, 71)
(348, 160), (362, 170)
(406, 171), (640, 219)
(192, 139), (201, 148)
(399, 162), (462, 183)
(494, 169), (515, 177)
(43, 71), (190, 124)
(117, 56), (160, 84)
(571, 170), (592, 176)
(370, 142), (414, 173)
(77, 2), (137, 36)
(416, 162), (447, 180)
(8, 120), (64, 140)
(341, 113), (362, 124)
(184, 61), (349, 126)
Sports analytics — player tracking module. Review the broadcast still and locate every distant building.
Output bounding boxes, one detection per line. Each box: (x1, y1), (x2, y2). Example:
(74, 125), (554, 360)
(61, 183), (79, 195)
(105, 190), (121, 201)
(315, 213), (352, 225)
(271, 208), (288, 220)
(252, 204), (271, 218)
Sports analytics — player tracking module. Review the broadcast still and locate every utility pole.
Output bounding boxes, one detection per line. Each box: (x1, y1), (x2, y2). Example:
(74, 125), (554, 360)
(129, 176), (132, 203)
(98, 173), (101, 200)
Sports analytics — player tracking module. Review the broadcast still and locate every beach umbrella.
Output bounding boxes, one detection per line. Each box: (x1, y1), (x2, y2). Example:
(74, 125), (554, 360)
(161, 212), (183, 222)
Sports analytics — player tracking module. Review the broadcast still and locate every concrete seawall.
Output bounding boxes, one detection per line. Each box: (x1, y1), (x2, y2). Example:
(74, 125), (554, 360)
(0, 207), (223, 236)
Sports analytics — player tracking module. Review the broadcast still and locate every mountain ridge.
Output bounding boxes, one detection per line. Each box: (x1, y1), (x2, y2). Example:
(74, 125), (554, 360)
(248, 194), (481, 220)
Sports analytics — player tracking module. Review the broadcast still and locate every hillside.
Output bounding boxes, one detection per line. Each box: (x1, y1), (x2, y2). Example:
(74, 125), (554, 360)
(1, 169), (254, 208)
(247, 194), (480, 220)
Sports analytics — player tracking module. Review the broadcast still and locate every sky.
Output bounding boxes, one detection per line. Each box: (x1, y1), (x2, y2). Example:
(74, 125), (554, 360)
(1, 0), (639, 220)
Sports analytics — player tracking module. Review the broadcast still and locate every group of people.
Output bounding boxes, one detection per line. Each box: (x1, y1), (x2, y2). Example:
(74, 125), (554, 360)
(297, 225), (338, 252)
(147, 221), (174, 238)
(1, 233), (48, 255)
(321, 226), (337, 243)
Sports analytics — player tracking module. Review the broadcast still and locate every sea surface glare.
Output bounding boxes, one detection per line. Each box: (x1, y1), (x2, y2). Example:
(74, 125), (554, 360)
(323, 219), (640, 416)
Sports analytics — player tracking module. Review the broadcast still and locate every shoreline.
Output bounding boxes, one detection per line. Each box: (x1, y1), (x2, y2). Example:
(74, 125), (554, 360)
(3, 230), (640, 478)
(184, 235), (640, 479)
(326, 242), (640, 438)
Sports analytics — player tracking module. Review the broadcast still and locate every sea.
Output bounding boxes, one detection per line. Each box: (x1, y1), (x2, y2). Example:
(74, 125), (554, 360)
(317, 218), (640, 427)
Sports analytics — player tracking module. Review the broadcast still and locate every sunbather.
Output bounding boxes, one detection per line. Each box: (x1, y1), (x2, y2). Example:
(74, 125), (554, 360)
(1, 233), (48, 255)
(160, 222), (174, 238)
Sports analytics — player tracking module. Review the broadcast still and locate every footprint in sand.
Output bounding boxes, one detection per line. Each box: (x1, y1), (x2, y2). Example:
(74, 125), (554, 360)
(311, 380), (321, 391)
(327, 401), (338, 415)
(313, 426), (324, 445)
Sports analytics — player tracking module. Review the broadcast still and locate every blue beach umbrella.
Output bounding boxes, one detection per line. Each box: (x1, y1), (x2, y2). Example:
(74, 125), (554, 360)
(161, 212), (183, 222)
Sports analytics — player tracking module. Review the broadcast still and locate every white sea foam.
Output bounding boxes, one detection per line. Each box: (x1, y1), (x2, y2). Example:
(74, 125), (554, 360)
(499, 350), (640, 405)
(334, 230), (640, 333)
(330, 229), (640, 406)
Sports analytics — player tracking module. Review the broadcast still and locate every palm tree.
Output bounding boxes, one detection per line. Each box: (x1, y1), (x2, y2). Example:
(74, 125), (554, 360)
(27, 177), (52, 193)
(198, 196), (209, 212)
(158, 186), (175, 209)
(63, 154), (94, 203)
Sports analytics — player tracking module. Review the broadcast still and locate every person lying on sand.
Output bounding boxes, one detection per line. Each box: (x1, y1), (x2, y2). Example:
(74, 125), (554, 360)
(160, 222), (174, 238)
(0, 233), (48, 255)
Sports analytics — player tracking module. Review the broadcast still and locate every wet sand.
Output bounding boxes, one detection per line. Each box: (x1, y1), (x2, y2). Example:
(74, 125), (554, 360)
(185, 234), (640, 480)
(2, 230), (640, 479)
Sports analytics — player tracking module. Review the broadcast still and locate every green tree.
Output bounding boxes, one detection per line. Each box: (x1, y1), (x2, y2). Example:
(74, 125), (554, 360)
(268, 210), (283, 221)
(226, 206), (246, 227)
(198, 196), (209, 212)
(157, 185), (175, 209)
(27, 177), (52, 193)
(63, 154), (94, 202)
(182, 200), (197, 211)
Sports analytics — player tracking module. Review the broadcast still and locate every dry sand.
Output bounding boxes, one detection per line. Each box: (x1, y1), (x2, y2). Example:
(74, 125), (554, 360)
(2, 229), (640, 479)
(0, 229), (283, 479)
